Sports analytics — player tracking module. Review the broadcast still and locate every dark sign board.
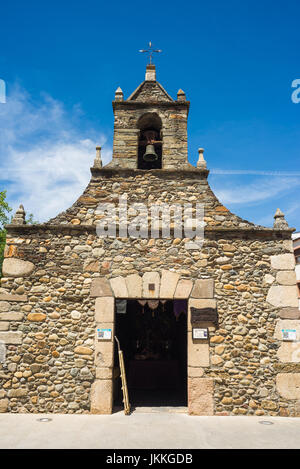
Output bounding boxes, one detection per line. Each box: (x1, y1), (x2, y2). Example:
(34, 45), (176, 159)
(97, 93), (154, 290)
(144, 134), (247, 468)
(190, 307), (218, 326)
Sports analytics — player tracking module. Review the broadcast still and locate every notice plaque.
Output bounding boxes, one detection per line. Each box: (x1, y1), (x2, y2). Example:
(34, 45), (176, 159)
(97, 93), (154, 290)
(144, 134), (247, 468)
(97, 328), (112, 341)
(193, 328), (208, 340)
(282, 329), (297, 341)
(190, 307), (218, 326)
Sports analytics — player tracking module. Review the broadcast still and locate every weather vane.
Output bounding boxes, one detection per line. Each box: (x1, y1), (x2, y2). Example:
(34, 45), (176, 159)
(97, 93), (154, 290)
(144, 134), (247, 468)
(139, 41), (162, 65)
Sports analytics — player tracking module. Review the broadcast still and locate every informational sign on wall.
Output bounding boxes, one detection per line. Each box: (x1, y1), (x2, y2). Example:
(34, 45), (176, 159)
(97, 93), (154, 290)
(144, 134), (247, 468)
(281, 329), (297, 341)
(192, 328), (208, 340)
(97, 328), (112, 341)
(190, 307), (218, 326)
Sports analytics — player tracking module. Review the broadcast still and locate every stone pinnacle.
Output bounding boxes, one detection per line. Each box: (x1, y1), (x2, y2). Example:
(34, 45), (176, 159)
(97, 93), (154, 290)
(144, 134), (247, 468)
(12, 204), (26, 225)
(273, 208), (289, 229)
(197, 148), (207, 169)
(93, 146), (103, 169)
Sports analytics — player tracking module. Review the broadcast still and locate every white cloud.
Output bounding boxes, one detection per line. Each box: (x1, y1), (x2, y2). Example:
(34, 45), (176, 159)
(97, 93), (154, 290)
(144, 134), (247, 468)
(0, 85), (112, 221)
(213, 177), (300, 205)
(211, 169), (300, 177)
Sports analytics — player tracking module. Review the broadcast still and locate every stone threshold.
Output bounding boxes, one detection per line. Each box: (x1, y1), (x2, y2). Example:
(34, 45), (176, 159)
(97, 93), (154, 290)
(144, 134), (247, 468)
(113, 406), (188, 414)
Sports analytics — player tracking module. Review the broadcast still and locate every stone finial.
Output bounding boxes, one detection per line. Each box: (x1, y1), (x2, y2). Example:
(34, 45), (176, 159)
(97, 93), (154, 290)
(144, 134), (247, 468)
(145, 64), (156, 81)
(197, 148), (207, 169)
(11, 204), (26, 225)
(93, 146), (103, 168)
(273, 208), (289, 229)
(177, 89), (186, 102)
(114, 87), (124, 102)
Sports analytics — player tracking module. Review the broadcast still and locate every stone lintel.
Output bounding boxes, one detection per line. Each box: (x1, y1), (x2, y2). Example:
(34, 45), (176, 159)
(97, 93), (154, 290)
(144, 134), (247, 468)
(109, 277), (128, 298)
(90, 278), (113, 298)
(174, 279), (193, 299)
(142, 272), (160, 299)
(125, 274), (143, 298)
(159, 270), (180, 298)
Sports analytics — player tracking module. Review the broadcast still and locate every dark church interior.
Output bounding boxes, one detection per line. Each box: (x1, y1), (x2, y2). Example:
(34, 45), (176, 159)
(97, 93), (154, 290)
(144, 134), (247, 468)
(114, 299), (187, 409)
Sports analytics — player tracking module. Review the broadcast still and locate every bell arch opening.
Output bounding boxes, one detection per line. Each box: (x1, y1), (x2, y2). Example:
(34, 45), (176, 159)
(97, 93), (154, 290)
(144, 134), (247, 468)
(137, 113), (162, 170)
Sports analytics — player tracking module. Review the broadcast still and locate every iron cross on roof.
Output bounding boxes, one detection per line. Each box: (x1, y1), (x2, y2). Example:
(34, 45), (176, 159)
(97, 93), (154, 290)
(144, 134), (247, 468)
(139, 42), (162, 65)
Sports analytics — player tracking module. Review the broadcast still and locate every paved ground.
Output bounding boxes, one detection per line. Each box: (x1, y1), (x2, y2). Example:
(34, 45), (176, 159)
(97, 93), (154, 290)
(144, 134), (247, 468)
(1, 409), (300, 449)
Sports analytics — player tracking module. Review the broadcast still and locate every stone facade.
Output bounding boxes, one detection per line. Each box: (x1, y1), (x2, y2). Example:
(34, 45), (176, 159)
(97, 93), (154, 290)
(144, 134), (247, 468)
(0, 64), (299, 416)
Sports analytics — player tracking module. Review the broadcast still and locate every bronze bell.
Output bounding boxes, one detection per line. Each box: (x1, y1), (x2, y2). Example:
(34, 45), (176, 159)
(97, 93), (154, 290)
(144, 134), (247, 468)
(143, 144), (158, 162)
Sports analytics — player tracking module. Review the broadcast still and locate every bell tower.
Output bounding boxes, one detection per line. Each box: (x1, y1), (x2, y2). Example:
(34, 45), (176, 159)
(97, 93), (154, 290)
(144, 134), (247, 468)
(107, 64), (190, 170)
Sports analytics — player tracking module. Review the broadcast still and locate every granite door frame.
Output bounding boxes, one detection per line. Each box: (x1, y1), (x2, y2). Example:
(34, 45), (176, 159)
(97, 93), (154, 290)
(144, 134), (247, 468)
(90, 272), (216, 415)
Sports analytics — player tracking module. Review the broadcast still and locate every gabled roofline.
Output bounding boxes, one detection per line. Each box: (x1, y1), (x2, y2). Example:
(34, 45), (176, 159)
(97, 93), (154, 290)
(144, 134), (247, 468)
(126, 80), (174, 102)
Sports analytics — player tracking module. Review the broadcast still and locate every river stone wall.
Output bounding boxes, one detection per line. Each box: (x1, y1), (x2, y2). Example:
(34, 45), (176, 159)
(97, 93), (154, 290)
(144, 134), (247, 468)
(0, 169), (298, 416)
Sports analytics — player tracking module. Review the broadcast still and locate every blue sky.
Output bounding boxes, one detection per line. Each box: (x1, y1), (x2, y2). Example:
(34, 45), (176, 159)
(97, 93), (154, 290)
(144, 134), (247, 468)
(0, 0), (299, 229)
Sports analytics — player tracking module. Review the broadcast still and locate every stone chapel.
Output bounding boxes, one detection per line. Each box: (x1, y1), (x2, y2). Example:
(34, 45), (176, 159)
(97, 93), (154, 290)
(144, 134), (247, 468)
(0, 64), (300, 416)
